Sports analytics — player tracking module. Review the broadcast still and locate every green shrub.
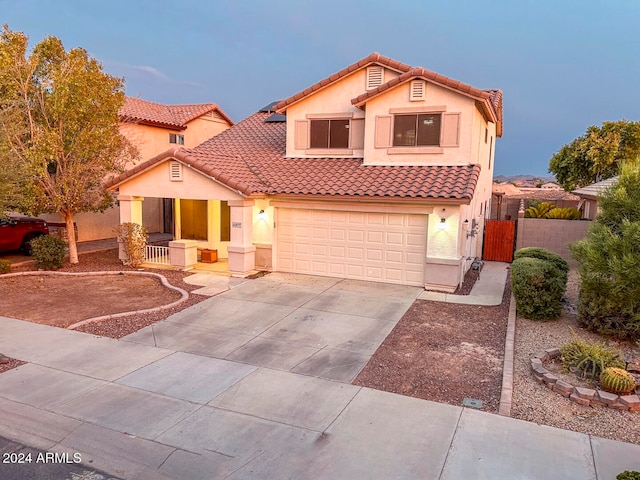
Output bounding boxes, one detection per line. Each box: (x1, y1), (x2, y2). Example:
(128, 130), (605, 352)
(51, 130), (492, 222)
(511, 256), (566, 320)
(618, 471), (640, 480)
(571, 163), (640, 339)
(31, 235), (67, 270)
(514, 247), (569, 274)
(560, 331), (625, 379)
(114, 222), (148, 268)
(0, 259), (11, 274)
(545, 207), (581, 220)
(524, 201), (556, 218)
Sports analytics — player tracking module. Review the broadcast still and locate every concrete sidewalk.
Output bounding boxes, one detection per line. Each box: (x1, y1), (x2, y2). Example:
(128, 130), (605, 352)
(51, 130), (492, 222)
(418, 261), (509, 305)
(0, 315), (639, 479)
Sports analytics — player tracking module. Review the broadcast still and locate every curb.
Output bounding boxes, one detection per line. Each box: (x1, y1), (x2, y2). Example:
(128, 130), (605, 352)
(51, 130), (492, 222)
(0, 270), (189, 330)
(499, 293), (517, 416)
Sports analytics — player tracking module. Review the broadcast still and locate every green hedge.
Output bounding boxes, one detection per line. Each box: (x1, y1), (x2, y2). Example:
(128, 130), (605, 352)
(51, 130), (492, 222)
(511, 256), (566, 320)
(31, 235), (67, 270)
(513, 247), (569, 274)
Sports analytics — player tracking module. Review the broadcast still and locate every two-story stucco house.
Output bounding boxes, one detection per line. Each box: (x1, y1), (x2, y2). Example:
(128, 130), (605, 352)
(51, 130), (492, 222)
(40, 97), (233, 241)
(107, 53), (503, 292)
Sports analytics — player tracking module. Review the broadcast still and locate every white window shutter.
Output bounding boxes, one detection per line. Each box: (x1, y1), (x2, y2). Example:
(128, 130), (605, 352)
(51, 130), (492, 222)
(366, 66), (384, 90)
(441, 113), (461, 147)
(374, 116), (392, 148)
(295, 120), (309, 149)
(410, 80), (426, 101)
(169, 161), (183, 181)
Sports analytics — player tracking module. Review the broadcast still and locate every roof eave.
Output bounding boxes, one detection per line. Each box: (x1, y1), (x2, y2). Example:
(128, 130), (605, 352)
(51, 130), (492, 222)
(274, 52), (412, 113)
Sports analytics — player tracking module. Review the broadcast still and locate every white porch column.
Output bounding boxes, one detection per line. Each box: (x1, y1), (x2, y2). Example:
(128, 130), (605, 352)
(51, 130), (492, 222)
(117, 195), (144, 262)
(117, 195), (144, 224)
(227, 199), (256, 277)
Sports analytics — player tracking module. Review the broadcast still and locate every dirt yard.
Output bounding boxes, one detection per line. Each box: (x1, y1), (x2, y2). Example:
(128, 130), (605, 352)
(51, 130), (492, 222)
(354, 271), (510, 413)
(0, 274), (182, 328)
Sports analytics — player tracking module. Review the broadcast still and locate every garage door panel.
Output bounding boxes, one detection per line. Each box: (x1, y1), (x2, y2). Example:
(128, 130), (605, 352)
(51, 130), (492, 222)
(407, 233), (425, 246)
(347, 264), (364, 277)
(385, 251), (403, 263)
(277, 208), (426, 286)
(367, 213), (384, 225)
(367, 231), (383, 243)
(406, 252), (425, 264)
(386, 232), (403, 245)
(366, 249), (383, 261)
(330, 211), (348, 223)
(408, 215), (428, 227)
(348, 230), (365, 242)
(387, 215), (404, 226)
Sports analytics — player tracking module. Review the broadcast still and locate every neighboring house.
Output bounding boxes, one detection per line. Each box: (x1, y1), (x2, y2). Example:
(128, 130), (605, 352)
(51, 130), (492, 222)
(572, 176), (619, 220)
(40, 97), (234, 241)
(107, 53), (503, 292)
(491, 182), (580, 220)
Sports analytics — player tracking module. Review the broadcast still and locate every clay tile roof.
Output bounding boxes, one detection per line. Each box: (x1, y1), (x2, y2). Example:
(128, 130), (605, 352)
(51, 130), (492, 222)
(351, 67), (503, 137)
(274, 52), (412, 112)
(119, 97), (233, 130)
(106, 111), (480, 201)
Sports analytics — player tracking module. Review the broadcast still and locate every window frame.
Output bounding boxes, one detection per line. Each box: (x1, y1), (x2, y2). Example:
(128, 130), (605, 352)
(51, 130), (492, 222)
(169, 133), (185, 145)
(309, 118), (350, 149)
(392, 113), (442, 147)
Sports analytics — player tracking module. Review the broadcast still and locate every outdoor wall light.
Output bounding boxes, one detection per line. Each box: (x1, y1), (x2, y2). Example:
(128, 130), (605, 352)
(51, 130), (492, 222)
(436, 217), (448, 231)
(257, 209), (267, 221)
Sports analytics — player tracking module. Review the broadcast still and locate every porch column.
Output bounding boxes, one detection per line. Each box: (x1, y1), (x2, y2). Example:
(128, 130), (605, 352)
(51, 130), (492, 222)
(117, 194), (144, 262)
(227, 199), (256, 277)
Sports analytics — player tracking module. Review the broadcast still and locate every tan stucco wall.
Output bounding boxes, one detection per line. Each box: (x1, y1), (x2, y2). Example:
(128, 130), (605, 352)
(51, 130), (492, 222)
(119, 115), (230, 165)
(362, 82), (476, 166)
(119, 159), (244, 201)
(284, 67), (401, 158)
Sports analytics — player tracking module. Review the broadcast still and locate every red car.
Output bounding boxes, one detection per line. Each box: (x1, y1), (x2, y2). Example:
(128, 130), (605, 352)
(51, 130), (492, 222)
(0, 214), (49, 254)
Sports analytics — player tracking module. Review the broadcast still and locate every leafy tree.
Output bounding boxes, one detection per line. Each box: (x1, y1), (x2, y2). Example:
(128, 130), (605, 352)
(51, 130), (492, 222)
(570, 163), (640, 338)
(549, 120), (640, 191)
(0, 25), (137, 263)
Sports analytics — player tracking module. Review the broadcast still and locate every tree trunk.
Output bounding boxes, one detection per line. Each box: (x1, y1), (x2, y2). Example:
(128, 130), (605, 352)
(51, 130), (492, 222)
(64, 213), (78, 264)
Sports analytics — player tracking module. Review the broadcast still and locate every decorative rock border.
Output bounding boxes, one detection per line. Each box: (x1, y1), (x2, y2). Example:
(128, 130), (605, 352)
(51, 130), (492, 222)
(530, 349), (640, 412)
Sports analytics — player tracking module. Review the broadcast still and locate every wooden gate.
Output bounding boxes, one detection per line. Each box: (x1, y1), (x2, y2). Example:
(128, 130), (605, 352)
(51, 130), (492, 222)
(483, 219), (516, 262)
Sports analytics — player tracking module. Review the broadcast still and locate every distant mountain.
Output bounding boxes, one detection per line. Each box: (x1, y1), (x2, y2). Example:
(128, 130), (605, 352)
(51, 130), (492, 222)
(493, 174), (556, 183)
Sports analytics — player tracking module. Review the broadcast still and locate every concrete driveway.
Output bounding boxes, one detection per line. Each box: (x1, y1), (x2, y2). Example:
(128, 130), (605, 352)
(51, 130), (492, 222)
(125, 272), (422, 382)
(1, 272), (640, 479)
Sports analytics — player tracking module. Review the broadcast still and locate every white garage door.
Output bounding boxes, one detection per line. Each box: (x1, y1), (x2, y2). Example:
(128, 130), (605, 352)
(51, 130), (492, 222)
(276, 208), (427, 286)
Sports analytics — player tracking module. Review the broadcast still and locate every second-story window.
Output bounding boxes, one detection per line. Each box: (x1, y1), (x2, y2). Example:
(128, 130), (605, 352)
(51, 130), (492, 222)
(310, 119), (349, 149)
(169, 133), (185, 145)
(393, 114), (441, 147)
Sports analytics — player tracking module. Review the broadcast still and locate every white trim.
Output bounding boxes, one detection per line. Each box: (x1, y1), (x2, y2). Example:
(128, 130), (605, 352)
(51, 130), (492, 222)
(410, 80), (426, 101)
(169, 161), (183, 181)
(366, 65), (384, 90)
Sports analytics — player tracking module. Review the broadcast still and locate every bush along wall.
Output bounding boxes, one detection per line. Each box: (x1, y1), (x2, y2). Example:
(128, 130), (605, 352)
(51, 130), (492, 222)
(511, 248), (567, 321)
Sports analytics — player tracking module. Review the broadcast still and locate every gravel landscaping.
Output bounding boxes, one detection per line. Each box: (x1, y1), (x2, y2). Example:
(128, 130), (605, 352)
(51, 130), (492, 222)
(512, 270), (640, 445)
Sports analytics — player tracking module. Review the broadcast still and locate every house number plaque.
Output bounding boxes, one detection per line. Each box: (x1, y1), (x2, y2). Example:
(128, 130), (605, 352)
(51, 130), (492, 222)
(232, 222), (242, 228)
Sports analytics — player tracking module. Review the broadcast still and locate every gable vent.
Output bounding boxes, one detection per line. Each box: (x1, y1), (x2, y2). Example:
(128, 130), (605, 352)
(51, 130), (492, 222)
(410, 80), (426, 101)
(169, 161), (183, 181)
(366, 65), (384, 90)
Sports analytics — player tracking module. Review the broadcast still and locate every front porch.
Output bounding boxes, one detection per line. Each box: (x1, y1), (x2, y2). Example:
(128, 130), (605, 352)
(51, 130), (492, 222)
(114, 158), (270, 277)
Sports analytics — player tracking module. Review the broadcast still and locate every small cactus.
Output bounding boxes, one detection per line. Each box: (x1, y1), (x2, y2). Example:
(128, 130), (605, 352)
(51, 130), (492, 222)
(600, 367), (636, 395)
